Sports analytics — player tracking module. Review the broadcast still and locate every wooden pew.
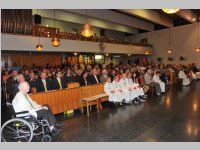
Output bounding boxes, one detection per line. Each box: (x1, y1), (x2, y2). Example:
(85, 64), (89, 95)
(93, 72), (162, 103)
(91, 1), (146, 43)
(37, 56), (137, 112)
(79, 86), (99, 117)
(29, 84), (108, 115)
(67, 82), (80, 88)
(80, 84), (108, 116)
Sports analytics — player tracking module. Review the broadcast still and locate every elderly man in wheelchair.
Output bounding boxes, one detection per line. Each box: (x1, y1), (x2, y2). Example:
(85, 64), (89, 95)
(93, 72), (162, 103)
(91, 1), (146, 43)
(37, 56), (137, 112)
(1, 81), (63, 142)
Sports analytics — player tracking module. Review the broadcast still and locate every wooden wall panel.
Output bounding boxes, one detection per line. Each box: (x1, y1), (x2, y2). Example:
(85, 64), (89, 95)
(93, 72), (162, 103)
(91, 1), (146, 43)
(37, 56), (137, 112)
(1, 53), (62, 68)
(1, 9), (32, 35)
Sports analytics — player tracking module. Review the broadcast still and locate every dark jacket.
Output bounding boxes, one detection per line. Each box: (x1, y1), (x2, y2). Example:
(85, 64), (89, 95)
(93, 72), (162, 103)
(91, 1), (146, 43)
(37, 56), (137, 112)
(1, 80), (9, 103)
(28, 79), (37, 88)
(52, 77), (66, 90)
(74, 75), (82, 83)
(64, 74), (74, 83)
(87, 74), (101, 85)
(7, 77), (19, 101)
(79, 77), (89, 86)
(36, 78), (52, 92)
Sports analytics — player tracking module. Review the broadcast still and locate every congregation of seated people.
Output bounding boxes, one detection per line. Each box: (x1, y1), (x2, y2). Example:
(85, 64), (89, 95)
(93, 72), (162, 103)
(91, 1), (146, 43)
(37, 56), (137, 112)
(1, 62), (200, 106)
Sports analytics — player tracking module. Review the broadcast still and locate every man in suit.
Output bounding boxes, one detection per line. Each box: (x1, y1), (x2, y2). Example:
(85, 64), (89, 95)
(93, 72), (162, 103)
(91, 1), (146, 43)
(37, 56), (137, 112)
(87, 68), (101, 85)
(7, 71), (25, 101)
(1, 73), (9, 103)
(52, 71), (66, 90)
(144, 69), (162, 96)
(74, 69), (83, 84)
(100, 69), (108, 84)
(79, 71), (89, 86)
(36, 72), (52, 92)
(12, 81), (62, 134)
(28, 72), (37, 89)
(1, 73), (10, 124)
(64, 68), (74, 84)
(24, 69), (30, 81)
(7, 70), (19, 101)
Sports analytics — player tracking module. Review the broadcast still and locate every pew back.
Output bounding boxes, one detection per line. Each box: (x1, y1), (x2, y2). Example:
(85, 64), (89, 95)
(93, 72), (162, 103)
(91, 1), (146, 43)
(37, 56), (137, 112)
(29, 84), (107, 114)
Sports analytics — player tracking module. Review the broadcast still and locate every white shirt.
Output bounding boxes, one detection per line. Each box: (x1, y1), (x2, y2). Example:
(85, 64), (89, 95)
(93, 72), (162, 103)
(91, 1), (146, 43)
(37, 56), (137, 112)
(94, 75), (99, 84)
(42, 79), (47, 91)
(104, 82), (114, 94)
(57, 77), (62, 89)
(119, 78), (128, 89)
(178, 71), (187, 79)
(12, 92), (41, 118)
(112, 80), (121, 89)
(152, 74), (162, 83)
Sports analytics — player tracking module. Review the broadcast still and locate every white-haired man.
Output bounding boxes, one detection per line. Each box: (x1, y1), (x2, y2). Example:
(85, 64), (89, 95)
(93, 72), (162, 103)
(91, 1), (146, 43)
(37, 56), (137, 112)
(12, 81), (62, 134)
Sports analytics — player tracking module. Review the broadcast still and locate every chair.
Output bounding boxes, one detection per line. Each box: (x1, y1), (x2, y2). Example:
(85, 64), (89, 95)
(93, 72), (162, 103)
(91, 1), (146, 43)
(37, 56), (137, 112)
(1, 103), (52, 142)
(148, 84), (157, 96)
(175, 78), (183, 86)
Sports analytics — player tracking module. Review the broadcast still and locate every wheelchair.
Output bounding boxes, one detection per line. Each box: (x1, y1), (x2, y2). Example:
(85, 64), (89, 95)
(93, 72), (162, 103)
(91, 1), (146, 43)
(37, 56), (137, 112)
(1, 103), (53, 142)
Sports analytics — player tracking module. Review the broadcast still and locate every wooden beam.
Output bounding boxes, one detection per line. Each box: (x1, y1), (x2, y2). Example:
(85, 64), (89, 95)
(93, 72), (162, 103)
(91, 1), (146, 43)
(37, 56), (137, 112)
(118, 9), (173, 27)
(63, 9), (154, 31)
(33, 9), (138, 34)
(177, 9), (198, 23)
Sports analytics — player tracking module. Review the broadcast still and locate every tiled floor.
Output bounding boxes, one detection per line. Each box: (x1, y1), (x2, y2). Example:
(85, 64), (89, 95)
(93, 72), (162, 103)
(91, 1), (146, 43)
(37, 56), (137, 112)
(57, 81), (200, 142)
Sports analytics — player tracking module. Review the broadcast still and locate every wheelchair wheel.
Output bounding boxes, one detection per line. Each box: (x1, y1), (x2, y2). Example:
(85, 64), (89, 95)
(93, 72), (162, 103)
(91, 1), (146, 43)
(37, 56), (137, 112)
(42, 135), (51, 142)
(1, 118), (33, 142)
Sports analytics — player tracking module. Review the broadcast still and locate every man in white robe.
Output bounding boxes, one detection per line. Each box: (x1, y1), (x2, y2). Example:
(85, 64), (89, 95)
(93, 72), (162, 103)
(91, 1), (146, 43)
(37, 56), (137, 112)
(152, 71), (165, 93)
(178, 69), (190, 86)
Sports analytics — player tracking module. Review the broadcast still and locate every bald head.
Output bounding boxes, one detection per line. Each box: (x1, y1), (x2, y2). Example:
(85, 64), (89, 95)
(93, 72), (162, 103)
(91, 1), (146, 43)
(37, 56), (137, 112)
(18, 81), (30, 94)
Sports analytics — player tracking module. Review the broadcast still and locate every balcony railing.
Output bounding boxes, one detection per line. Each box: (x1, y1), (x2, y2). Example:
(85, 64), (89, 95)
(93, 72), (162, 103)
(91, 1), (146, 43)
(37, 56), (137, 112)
(32, 25), (152, 47)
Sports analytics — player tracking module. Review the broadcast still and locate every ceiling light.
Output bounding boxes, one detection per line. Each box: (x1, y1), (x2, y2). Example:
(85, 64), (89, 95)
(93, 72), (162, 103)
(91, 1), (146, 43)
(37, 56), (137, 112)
(36, 28), (44, 51)
(36, 44), (44, 51)
(195, 48), (200, 53)
(81, 23), (94, 38)
(168, 49), (172, 54)
(73, 52), (78, 56)
(144, 50), (150, 55)
(195, 22), (200, 52)
(162, 9), (180, 14)
(192, 18), (196, 22)
(167, 28), (173, 54)
(81, 10), (94, 38)
(52, 37), (60, 47)
(52, 9), (61, 47)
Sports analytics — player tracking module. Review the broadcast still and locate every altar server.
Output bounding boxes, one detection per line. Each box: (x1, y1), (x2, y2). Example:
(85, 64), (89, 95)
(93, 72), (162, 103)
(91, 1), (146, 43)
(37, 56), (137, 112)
(112, 75), (125, 105)
(178, 69), (190, 86)
(119, 73), (132, 103)
(104, 76), (122, 104)
(152, 71), (165, 93)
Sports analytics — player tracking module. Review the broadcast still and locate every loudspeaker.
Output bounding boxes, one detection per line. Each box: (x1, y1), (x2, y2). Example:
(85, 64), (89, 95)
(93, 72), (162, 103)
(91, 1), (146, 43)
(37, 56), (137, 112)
(34, 14), (41, 24)
(179, 56), (186, 61)
(157, 57), (162, 62)
(100, 29), (105, 36)
(168, 57), (173, 61)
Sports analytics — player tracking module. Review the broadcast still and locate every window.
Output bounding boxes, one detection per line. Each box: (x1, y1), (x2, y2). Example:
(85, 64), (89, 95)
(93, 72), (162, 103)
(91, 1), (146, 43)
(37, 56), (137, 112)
(94, 55), (105, 64)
